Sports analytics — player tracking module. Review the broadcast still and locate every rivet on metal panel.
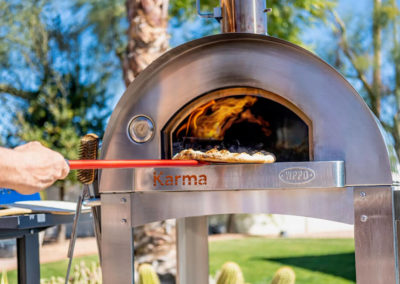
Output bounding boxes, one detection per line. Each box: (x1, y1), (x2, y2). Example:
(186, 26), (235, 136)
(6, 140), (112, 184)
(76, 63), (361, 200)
(360, 215), (368, 222)
(360, 191), (366, 198)
(120, 197), (127, 204)
(120, 218), (127, 224)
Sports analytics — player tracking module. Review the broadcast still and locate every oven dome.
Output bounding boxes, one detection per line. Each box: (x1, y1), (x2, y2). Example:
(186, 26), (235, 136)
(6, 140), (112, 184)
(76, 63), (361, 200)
(100, 33), (396, 190)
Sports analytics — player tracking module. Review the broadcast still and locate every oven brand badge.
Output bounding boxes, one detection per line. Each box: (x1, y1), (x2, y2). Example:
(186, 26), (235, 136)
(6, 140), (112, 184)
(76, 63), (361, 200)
(279, 167), (315, 184)
(153, 172), (207, 186)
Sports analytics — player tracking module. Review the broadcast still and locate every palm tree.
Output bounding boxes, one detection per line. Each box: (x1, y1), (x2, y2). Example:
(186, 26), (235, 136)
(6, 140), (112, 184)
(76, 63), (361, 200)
(123, 0), (169, 85)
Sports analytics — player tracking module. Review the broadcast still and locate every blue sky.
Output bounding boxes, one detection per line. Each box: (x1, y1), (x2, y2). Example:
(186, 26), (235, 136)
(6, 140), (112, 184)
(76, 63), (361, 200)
(302, 1), (369, 47)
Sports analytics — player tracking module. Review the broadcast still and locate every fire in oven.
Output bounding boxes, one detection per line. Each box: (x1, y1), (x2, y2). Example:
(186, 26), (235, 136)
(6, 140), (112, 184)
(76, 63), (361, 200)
(164, 87), (311, 162)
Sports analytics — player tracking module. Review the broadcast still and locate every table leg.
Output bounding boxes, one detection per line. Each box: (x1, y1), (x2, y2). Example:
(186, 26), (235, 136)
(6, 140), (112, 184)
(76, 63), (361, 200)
(17, 232), (40, 284)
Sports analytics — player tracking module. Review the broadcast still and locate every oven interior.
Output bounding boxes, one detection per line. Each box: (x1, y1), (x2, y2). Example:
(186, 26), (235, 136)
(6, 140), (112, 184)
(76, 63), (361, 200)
(162, 88), (312, 162)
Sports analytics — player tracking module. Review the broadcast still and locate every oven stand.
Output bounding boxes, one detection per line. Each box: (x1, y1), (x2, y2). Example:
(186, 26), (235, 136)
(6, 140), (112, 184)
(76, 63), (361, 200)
(176, 216), (209, 284)
(101, 194), (210, 284)
(101, 193), (134, 283)
(353, 186), (398, 284)
(101, 187), (400, 284)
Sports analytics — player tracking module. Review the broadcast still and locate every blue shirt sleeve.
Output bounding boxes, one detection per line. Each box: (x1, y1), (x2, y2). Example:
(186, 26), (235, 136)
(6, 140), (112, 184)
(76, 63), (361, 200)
(0, 188), (41, 205)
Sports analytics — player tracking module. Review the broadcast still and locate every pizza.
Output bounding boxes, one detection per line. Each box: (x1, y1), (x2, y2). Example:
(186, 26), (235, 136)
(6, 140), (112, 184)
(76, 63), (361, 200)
(172, 148), (275, 164)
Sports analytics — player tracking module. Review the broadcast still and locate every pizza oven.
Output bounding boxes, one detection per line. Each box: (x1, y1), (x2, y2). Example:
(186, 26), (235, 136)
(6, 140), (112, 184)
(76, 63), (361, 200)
(97, 1), (400, 283)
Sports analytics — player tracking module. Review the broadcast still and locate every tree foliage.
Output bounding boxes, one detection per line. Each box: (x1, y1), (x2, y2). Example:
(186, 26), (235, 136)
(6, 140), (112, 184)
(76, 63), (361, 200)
(325, 0), (400, 159)
(0, 0), (112, 184)
(267, 0), (335, 45)
(77, 0), (336, 71)
(169, 0), (335, 40)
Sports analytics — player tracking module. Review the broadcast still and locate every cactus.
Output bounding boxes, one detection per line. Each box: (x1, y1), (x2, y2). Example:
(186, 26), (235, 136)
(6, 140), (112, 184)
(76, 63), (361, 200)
(270, 266), (296, 284)
(1, 270), (8, 284)
(138, 263), (160, 284)
(216, 262), (245, 284)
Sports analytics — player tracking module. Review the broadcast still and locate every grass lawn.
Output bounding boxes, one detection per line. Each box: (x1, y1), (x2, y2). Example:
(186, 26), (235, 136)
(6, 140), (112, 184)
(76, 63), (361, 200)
(209, 237), (355, 284)
(6, 237), (355, 283)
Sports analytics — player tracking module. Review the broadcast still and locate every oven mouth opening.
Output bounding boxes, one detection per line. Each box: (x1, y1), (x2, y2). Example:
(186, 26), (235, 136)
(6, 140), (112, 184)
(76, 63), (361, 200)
(163, 88), (312, 162)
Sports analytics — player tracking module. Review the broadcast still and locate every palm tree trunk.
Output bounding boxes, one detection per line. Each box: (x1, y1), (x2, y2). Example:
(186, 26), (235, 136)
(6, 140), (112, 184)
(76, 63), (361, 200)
(123, 0), (169, 86)
(124, 0), (175, 279)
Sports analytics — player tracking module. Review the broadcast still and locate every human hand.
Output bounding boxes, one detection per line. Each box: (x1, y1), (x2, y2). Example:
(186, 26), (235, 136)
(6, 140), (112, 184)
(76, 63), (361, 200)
(11, 141), (70, 194)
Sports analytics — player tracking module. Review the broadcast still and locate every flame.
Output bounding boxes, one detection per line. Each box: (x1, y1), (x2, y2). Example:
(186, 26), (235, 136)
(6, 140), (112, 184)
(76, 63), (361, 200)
(236, 109), (272, 137)
(176, 96), (271, 140)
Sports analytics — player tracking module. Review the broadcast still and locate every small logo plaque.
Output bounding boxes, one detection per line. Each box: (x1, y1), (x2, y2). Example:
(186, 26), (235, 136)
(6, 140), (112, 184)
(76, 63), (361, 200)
(279, 167), (316, 184)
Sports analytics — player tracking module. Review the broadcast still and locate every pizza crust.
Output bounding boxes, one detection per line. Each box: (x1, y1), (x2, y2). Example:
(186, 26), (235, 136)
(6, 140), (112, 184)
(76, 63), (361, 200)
(172, 148), (276, 164)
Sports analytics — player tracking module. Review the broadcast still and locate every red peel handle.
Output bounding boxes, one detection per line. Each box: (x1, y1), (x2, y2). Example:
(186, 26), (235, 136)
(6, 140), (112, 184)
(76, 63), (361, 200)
(68, 160), (204, 169)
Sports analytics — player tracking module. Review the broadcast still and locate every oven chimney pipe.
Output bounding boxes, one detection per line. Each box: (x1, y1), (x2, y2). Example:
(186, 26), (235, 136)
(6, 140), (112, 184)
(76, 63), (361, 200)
(196, 0), (268, 34)
(220, 0), (268, 34)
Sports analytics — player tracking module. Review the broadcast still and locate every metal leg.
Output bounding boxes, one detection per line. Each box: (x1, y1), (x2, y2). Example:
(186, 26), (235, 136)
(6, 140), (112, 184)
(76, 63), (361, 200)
(17, 232), (40, 284)
(354, 187), (398, 284)
(66, 189), (85, 284)
(101, 193), (134, 284)
(394, 189), (400, 281)
(91, 206), (102, 262)
(396, 220), (400, 281)
(176, 216), (209, 284)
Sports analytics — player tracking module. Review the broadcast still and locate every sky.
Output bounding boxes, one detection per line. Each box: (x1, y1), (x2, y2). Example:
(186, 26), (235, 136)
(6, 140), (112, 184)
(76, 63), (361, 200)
(301, 1), (366, 49)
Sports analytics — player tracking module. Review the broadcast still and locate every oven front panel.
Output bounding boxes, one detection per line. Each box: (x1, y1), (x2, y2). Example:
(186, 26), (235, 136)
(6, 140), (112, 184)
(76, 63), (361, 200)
(133, 161), (344, 192)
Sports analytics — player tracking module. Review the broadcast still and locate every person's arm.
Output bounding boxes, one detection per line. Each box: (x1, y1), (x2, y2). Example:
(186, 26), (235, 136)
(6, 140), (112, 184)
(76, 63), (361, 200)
(0, 141), (70, 195)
